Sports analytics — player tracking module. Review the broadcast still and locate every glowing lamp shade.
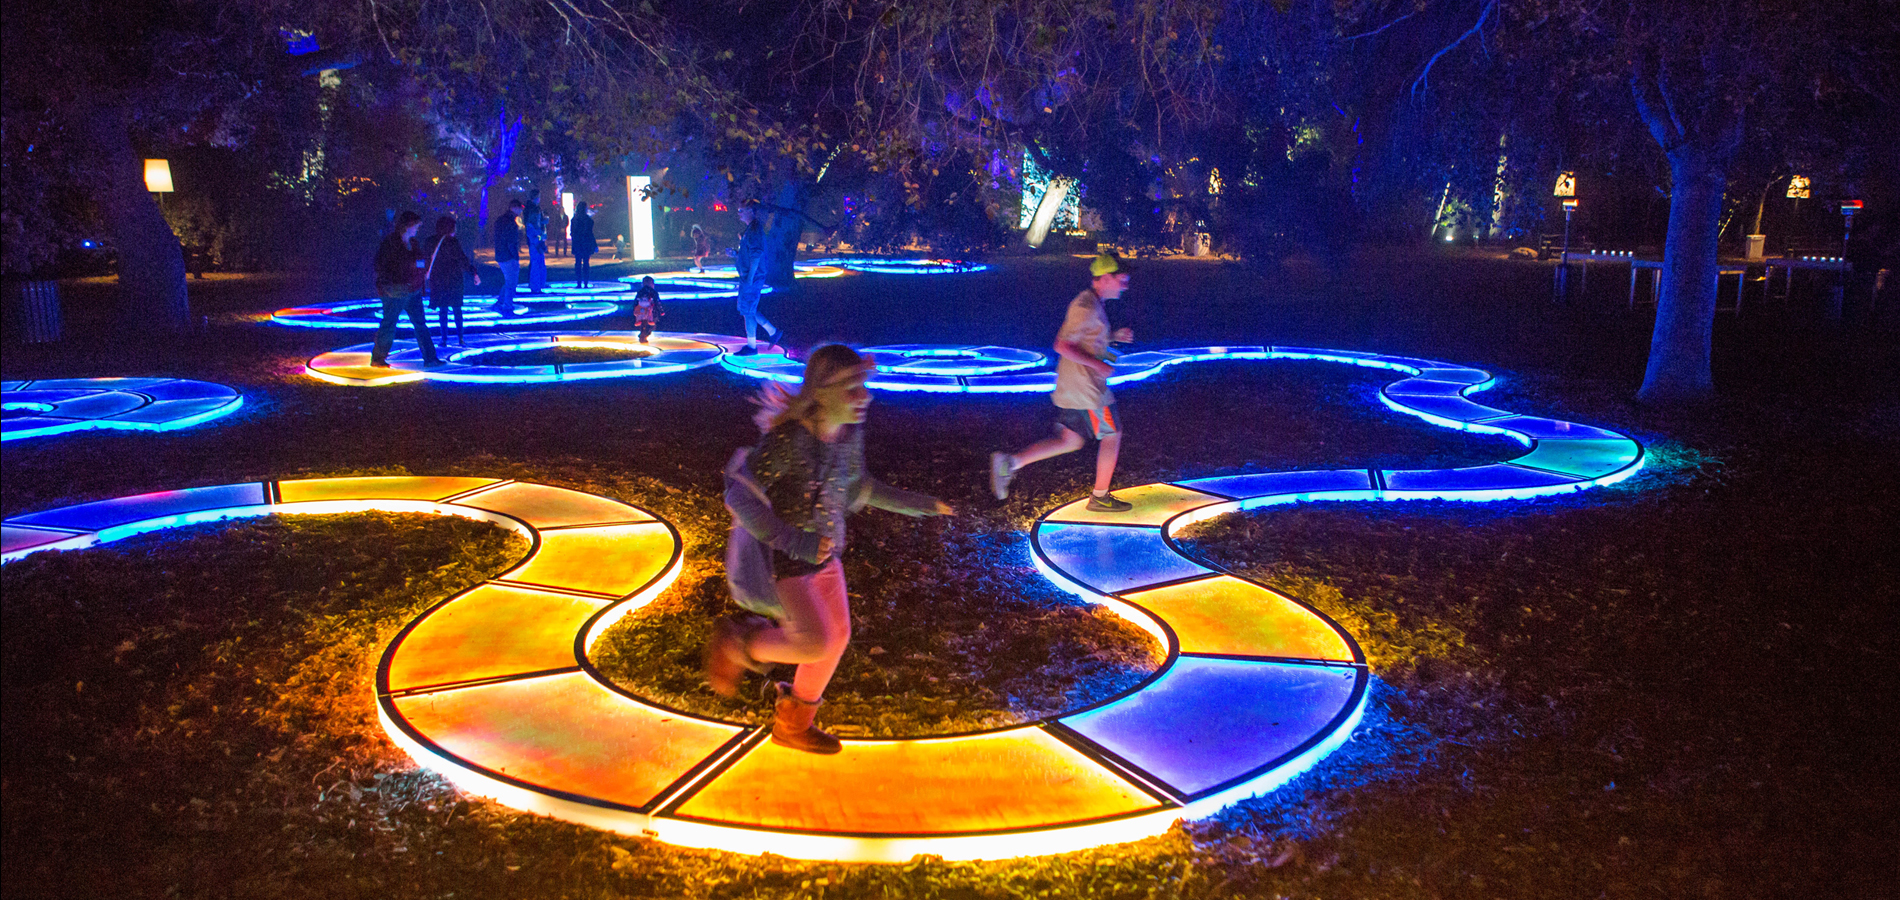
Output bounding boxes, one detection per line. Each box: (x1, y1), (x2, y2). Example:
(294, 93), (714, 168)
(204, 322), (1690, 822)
(144, 159), (174, 193)
(1552, 171), (1575, 198)
(626, 175), (655, 261)
(561, 191), (576, 220)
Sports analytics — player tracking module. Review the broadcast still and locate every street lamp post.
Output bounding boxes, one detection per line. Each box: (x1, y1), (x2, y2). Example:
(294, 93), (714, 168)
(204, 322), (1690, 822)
(1833, 199), (1861, 323)
(1553, 172), (1577, 303)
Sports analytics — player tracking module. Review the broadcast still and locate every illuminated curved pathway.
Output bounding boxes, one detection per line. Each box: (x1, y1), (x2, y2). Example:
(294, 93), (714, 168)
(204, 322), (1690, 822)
(2, 377), (243, 441)
(0, 349), (1642, 862)
(305, 332), (742, 387)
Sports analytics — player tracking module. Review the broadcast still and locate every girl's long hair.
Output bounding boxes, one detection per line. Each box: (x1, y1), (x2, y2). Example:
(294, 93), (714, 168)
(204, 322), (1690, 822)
(752, 344), (870, 433)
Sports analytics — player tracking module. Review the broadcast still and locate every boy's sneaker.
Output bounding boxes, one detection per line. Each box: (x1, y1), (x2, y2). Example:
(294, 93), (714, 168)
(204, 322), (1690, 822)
(989, 452), (1015, 500)
(1085, 491), (1133, 512)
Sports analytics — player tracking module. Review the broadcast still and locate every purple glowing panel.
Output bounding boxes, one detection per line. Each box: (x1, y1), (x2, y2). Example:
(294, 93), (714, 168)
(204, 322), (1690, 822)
(1177, 469), (1372, 501)
(1060, 657), (1360, 798)
(12, 482), (267, 532)
(2, 525), (82, 556)
(1034, 524), (1211, 594)
(1381, 392), (1509, 422)
(1479, 416), (1627, 442)
(868, 372), (959, 391)
(1382, 464), (1582, 493)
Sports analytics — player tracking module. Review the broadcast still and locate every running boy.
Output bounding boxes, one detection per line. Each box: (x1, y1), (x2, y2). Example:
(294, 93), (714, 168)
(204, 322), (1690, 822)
(989, 253), (1136, 512)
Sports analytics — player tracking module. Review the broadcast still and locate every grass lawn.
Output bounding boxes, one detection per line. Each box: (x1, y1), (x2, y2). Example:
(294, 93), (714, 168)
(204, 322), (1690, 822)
(3, 248), (1895, 898)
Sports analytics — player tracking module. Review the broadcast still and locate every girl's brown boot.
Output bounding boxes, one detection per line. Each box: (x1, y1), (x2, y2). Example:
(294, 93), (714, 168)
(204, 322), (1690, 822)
(770, 682), (842, 755)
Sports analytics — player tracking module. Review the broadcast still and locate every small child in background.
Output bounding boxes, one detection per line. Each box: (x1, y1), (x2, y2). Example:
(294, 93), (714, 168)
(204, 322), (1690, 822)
(691, 224), (713, 273)
(632, 276), (665, 343)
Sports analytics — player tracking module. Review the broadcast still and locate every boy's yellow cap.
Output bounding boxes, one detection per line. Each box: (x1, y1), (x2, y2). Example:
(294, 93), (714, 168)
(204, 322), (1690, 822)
(1090, 253), (1134, 277)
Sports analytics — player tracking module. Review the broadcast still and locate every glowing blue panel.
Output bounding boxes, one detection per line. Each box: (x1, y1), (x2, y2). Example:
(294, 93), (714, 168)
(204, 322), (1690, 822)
(1509, 439), (1641, 479)
(1177, 469), (1373, 501)
(0, 381), (25, 391)
(1380, 392), (1509, 422)
(109, 397), (239, 424)
(23, 378), (176, 392)
(135, 380), (232, 402)
(1413, 368), (1492, 385)
(867, 372), (961, 391)
(1384, 378), (1479, 397)
(39, 392), (145, 418)
(1060, 657), (1359, 798)
(12, 482), (267, 532)
(963, 372), (1057, 393)
(1034, 524), (1211, 594)
(1109, 351), (1187, 369)
(1479, 416), (1627, 442)
(3, 525), (82, 555)
(1382, 464), (1582, 493)
(1269, 346), (1376, 359)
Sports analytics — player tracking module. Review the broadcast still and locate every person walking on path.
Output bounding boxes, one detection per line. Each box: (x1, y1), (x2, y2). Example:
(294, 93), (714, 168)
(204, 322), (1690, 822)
(370, 211), (441, 369)
(706, 345), (955, 753)
(730, 200), (782, 355)
(524, 188), (549, 293)
(492, 200), (523, 316)
(988, 253), (1137, 512)
(570, 202), (596, 287)
(631, 275), (664, 343)
(691, 223), (712, 273)
(424, 215), (480, 347)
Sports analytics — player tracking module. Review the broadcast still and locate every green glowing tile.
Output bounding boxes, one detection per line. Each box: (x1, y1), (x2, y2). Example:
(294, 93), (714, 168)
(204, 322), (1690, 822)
(1042, 483), (1227, 527)
(674, 727), (1161, 834)
(502, 522), (675, 597)
(459, 482), (654, 528)
(384, 584), (604, 691)
(391, 672), (740, 809)
(1510, 439), (1641, 480)
(1122, 576), (1354, 661)
(278, 476), (501, 503)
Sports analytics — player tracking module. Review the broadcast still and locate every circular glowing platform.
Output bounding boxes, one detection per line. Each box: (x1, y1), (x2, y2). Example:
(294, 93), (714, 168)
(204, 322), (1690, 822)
(807, 257), (989, 274)
(271, 297), (619, 330)
(2, 377), (243, 441)
(0, 351), (1643, 862)
(303, 332), (740, 386)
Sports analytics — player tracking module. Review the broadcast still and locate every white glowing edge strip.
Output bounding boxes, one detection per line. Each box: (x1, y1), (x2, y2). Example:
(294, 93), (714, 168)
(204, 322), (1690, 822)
(272, 303), (618, 329)
(0, 394), (245, 442)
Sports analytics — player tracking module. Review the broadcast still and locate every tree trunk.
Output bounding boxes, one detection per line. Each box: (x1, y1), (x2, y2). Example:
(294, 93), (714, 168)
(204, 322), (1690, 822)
(89, 104), (188, 331)
(1636, 150), (1725, 404)
(763, 181), (811, 287)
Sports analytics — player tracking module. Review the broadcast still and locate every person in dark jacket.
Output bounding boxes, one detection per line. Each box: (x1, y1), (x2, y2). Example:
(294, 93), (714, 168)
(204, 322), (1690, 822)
(493, 199), (523, 316)
(370, 211), (440, 368)
(570, 201), (596, 287)
(424, 215), (480, 346)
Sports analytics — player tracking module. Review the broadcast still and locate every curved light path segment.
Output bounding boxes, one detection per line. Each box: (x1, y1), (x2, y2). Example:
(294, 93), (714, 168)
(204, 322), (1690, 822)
(0, 349), (1643, 862)
(272, 296), (620, 330)
(304, 332), (741, 387)
(2, 378), (243, 441)
(806, 258), (989, 274)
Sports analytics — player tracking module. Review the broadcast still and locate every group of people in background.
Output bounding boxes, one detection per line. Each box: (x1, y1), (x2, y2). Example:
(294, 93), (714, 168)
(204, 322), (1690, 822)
(367, 193), (597, 368)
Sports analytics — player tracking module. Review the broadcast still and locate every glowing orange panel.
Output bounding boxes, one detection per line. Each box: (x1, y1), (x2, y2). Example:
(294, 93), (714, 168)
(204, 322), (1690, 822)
(1122, 576), (1353, 661)
(503, 523), (675, 597)
(459, 482), (654, 529)
(385, 584), (606, 691)
(1042, 483), (1225, 527)
(391, 672), (740, 808)
(673, 728), (1162, 834)
(278, 476), (500, 503)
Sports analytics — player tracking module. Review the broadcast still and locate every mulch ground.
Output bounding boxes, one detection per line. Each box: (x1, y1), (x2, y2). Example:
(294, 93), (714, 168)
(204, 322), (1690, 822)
(3, 249), (1895, 898)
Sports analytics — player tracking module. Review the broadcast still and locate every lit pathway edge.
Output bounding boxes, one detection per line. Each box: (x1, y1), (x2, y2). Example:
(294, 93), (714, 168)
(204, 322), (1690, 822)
(2, 377), (244, 441)
(0, 350), (1643, 863)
